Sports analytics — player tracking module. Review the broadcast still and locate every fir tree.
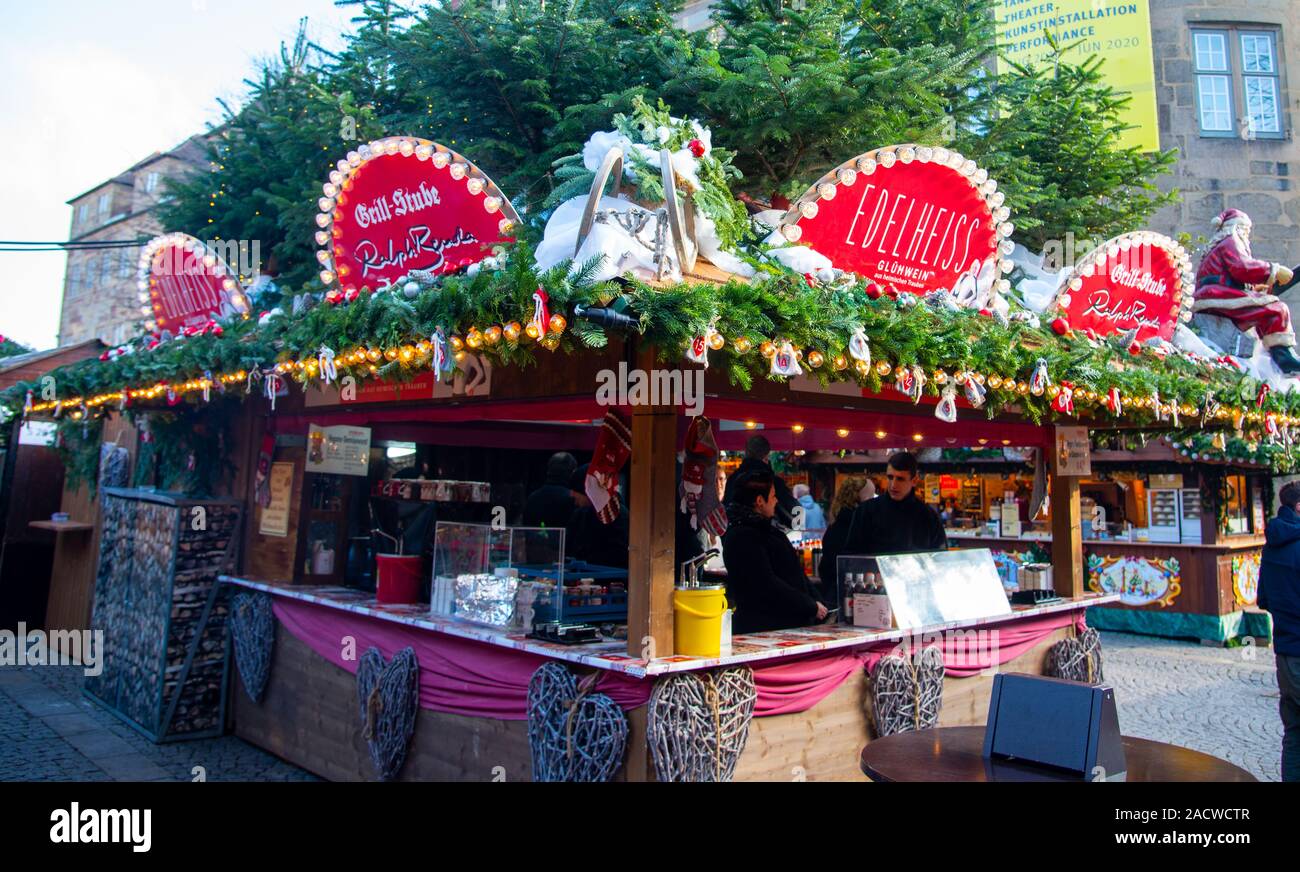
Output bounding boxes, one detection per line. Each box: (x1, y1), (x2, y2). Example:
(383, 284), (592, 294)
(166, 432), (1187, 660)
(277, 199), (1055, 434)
(965, 34), (1179, 255)
(158, 25), (384, 290)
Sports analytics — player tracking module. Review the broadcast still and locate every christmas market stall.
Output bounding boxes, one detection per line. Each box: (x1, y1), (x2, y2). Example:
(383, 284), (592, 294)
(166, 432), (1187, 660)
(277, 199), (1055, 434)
(11, 110), (1300, 781)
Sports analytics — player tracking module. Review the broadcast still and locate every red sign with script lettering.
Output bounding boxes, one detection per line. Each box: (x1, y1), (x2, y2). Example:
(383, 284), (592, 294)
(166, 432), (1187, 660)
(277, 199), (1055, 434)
(1050, 232), (1192, 342)
(780, 145), (1009, 303)
(139, 233), (247, 334)
(321, 137), (519, 295)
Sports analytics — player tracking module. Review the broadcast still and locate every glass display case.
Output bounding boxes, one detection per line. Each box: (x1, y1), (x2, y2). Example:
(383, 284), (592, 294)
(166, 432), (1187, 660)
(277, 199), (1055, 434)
(430, 522), (629, 630)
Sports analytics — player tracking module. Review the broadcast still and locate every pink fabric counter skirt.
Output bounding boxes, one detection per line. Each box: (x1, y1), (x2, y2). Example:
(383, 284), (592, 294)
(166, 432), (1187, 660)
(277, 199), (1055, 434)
(272, 597), (1082, 721)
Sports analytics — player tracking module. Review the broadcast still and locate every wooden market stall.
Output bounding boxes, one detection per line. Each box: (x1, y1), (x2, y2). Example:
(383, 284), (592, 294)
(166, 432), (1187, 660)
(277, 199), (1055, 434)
(208, 337), (1114, 781)
(13, 130), (1290, 783)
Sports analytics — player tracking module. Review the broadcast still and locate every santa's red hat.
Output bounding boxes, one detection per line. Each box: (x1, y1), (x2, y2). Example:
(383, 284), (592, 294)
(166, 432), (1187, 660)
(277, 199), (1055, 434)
(1213, 208), (1251, 230)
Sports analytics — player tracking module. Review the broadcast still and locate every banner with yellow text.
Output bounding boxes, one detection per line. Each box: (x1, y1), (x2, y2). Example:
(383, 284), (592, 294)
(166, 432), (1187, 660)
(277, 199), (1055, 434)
(996, 1), (1160, 152)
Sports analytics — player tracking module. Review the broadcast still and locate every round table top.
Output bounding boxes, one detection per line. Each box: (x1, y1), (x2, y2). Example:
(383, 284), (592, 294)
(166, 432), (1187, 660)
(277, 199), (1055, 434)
(860, 726), (1258, 783)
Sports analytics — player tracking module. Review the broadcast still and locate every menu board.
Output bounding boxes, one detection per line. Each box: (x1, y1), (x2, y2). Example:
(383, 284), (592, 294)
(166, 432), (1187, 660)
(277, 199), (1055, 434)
(875, 549), (1012, 630)
(258, 461), (294, 537)
(305, 424), (372, 476)
(1054, 426), (1091, 476)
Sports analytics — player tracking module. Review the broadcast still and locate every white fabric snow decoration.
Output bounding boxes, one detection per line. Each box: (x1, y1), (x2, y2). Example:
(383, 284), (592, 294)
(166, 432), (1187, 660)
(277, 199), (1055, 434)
(760, 228), (834, 274)
(1008, 243), (1063, 314)
(535, 196), (678, 283)
(693, 211), (754, 277)
(1173, 323), (1223, 358)
(1247, 339), (1300, 393)
(847, 327), (871, 366)
(949, 258), (997, 309)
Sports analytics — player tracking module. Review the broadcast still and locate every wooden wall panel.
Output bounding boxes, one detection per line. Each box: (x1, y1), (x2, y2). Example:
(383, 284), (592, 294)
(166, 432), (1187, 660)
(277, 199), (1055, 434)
(233, 624), (535, 782)
(733, 626), (1071, 782)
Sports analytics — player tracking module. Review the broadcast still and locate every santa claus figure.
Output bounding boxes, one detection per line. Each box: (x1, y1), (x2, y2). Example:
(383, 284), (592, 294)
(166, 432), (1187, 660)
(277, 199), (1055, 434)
(1194, 208), (1300, 372)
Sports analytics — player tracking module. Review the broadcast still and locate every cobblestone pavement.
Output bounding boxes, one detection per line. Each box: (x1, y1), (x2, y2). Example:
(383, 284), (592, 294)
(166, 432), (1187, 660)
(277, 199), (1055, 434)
(1100, 631), (1283, 782)
(0, 663), (317, 782)
(0, 633), (1287, 781)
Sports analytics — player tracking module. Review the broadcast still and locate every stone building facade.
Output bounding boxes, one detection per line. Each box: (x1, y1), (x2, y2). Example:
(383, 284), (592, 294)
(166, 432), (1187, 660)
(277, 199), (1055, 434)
(1147, 0), (1299, 268)
(59, 136), (209, 347)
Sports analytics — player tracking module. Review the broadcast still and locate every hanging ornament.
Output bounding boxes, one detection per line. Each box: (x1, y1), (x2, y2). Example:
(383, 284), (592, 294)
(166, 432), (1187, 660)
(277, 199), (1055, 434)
(1050, 317), (1071, 336)
(529, 287), (550, 339)
(935, 384), (958, 423)
(847, 326), (871, 368)
(264, 371), (282, 411)
(119, 390), (129, 411)
(1212, 432), (1227, 451)
(1105, 388), (1123, 417)
(1199, 390), (1219, 428)
(770, 341), (803, 378)
(1151, 389), (1165, 422)
(685, 333), (709, 368)
(165, 382), (179, 406)
(908, 365), (926, 404)
(23, 390), (32, 416)
(431, 329), (449, 382)
(202, 370), (213, 403)
(964, 376), (987, 409)
(1232, 410), (1244, 432)
(1169, 396), (1179, 428)
(1257, 383), (1270, 409)
(1029, 358), (1050, 395)
(318, 346), (338, 385)
(1266, 413), (1280, 443)
(1053, 381), (1075, 415)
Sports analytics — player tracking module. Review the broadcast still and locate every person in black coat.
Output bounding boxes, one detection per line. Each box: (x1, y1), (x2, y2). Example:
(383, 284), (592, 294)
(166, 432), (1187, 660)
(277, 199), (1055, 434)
(523, 452), (580, 529)
(721, 435), (799, 527)
(817, 475), (875, 588)
(721, 468), (828, 634)
(1260, 480), (1300, 781)
(844, 451), (946, 556)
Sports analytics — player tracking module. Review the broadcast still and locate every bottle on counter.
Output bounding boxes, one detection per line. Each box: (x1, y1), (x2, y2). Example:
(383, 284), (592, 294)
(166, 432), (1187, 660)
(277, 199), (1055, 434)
(843, 572), (857, 624)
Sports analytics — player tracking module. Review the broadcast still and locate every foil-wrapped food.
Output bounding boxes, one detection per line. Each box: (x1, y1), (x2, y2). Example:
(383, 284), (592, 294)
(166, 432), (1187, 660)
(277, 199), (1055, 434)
(453, 572), (518, 626)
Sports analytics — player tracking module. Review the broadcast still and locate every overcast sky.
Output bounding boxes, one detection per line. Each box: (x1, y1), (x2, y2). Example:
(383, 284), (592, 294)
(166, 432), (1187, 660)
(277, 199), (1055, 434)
(0, 1), (359, 349)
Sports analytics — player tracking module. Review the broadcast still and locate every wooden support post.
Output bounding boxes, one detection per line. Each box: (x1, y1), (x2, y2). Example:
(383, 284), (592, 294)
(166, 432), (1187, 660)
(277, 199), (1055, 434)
(1049, 439), (1084, 598)
(626, 350), (678, 660)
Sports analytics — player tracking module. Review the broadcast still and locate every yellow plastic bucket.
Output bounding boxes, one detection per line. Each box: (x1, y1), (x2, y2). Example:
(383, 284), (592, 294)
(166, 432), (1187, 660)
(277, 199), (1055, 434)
(673, 586), (728, 657)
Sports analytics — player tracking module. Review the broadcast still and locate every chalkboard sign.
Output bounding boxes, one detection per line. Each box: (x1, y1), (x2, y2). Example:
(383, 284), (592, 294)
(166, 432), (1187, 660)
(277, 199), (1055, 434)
(875, 548), (1012, 630)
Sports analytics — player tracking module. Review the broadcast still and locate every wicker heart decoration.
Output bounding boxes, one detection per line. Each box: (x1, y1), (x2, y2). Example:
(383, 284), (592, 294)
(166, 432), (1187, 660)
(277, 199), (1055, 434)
(230, 591), (276, 703)
(355, 646), (420, 781)
(870, 646), (946, 738)
(646, 666), (757, 782)
(1045, 627), (1104, 683)
(527, 662), (628, 782)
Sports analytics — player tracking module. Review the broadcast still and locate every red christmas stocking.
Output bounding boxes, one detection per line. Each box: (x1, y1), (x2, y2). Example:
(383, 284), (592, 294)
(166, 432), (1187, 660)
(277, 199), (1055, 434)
(681, 416), (727, 536)
(586, 410), (632, 524)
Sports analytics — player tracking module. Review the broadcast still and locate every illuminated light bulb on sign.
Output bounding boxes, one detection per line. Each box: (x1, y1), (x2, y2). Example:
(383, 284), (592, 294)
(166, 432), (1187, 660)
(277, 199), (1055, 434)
(916, 146), (933, 163)
(318, 197), (334, 212)
(466, 178), (484, 196)
(781, 224), (802, 242)
(320, 270), (335, 285)
(484, 197), (502, 213)
(899, 147), (916, 164)
(879, 150), (897, 168)
(837, 168), (857, 186)
(857, 157), (877, 175)
(315, 213), (331, 228)
(315, 231), (330, 246)
(449, 163), (468, 180)
(817, 183), (836, 200)
(432, 151), (450, 169)
(415, 144), (432, 160)
(499, 219), (514, 235)
(798, 201), (818, 219)
(399, 140), (415, 157)
(316, 250), (331, 265)
(323, 183), (338, 198)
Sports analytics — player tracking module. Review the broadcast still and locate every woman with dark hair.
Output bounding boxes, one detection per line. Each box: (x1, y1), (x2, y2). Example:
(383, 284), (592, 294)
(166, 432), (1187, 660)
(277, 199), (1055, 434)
(722, 468), (828, 634)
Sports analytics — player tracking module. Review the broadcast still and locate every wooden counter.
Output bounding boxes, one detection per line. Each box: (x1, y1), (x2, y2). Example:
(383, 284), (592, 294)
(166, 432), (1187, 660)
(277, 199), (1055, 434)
(224, 577), (1114, 781)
